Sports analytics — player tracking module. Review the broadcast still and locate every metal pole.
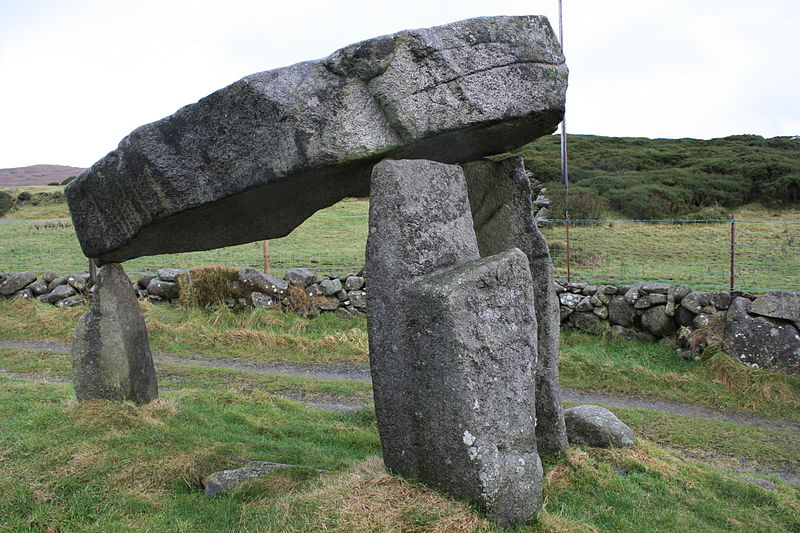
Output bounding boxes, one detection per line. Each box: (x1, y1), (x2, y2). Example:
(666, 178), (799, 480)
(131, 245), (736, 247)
(729, 215), (736, 290)
(558, 0), (569, 211)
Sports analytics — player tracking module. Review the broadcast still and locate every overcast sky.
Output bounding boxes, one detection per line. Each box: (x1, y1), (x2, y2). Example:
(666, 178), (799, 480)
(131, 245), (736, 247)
(0, 0), (797, 168)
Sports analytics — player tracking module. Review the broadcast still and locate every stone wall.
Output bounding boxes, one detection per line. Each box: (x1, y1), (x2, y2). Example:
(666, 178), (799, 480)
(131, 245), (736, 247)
(557, 280), (800, 375)
(2, 267), (798, 375)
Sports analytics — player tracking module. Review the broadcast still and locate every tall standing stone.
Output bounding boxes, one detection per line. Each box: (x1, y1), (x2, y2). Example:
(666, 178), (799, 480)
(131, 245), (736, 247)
(462, 157), (567, 455)
(409, 249), (543, 526)
(367, 159), (544, 527)
(72, 263), (158, 404)
(366, 159), (481, 477)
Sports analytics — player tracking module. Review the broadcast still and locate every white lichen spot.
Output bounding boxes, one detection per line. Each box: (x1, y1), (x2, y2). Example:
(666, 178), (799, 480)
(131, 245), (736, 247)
(463, 430), (476, 446)
(468, 446), (479, 460)
(473, 398), (480, 411)
(518, 457), (526, 465)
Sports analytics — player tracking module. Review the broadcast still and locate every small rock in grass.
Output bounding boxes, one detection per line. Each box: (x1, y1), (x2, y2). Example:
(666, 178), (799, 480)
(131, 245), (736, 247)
(564, 405), (636, 448)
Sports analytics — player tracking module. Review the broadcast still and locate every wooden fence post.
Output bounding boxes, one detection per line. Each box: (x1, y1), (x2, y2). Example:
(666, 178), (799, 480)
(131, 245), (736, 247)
(262, 240), (271, 275)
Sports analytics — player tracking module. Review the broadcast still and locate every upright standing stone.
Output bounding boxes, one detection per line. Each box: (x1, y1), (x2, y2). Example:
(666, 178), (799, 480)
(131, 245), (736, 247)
(409, 249), (543, 526)
(72, 263), (158, 404)
(367, 159), (544, 527)
(366, 159), (481, 478)
(462, 157), (568, 455)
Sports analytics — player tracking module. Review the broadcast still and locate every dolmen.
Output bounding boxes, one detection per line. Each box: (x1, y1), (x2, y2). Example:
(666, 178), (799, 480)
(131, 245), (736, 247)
(66, 15), (568, 527)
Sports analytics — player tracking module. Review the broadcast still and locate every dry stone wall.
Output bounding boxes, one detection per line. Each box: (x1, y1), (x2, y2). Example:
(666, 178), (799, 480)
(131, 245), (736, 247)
(557, 280), (800, 375)
(3, 268), (798, 375)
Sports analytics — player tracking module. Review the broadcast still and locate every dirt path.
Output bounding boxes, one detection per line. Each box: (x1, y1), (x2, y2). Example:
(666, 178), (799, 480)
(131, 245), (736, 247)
(3, 338), (798, 486)
(2, 338), (797, 436)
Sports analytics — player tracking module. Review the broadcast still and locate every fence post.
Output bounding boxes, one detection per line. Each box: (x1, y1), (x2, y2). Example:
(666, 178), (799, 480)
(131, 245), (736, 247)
(262, 240), (271, 275)
(565, 214), (572, 283)
(729, 215), (736, 291)
(89, 258), (96, 284)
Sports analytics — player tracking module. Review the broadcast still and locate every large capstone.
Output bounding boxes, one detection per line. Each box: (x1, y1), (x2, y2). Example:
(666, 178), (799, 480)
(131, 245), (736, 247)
(366, 159), (546, 527)
(462, 157), (567, 455)
(71, 263), (158, 404)
(65, 16), (566, 264)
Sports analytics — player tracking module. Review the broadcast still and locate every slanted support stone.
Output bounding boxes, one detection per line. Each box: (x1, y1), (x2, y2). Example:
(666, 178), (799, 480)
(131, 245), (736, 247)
(462, 157), (567, 455)
(409, 249), (543, 526)
(72, 263), (158, 404)
(367, 159), (543, 527)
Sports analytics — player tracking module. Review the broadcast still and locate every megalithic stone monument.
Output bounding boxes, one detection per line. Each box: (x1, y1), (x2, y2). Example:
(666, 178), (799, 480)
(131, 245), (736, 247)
(65, 14), (569, 526)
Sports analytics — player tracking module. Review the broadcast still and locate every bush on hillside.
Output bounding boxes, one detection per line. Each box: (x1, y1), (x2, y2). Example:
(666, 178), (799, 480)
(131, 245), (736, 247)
(0, 191), (13, 217)
(513, 134), (800, 219)
(544, 184), (610, 220)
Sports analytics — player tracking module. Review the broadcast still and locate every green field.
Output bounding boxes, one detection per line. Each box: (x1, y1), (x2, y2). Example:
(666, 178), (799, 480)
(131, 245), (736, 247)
(2, 193), (798, 291)
(1, 297), (799, 532)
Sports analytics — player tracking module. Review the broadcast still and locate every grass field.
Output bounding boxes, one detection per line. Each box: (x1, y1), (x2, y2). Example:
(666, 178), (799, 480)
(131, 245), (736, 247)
(1, 188), (797, 291)
(1, 297), (799, 531)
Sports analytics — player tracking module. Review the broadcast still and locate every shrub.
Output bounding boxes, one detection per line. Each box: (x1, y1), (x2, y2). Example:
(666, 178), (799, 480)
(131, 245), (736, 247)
(176, 266), (241, 309)
(544, 184), (610, 220)
(0, 190), (13, 217)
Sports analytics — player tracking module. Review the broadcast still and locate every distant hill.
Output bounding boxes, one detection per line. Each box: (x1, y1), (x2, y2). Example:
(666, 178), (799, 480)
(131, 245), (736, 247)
(0, 165), (86, 187)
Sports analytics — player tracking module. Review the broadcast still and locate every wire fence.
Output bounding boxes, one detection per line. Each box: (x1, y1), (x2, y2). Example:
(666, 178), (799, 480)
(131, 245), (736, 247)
(0, 216), (798, 292)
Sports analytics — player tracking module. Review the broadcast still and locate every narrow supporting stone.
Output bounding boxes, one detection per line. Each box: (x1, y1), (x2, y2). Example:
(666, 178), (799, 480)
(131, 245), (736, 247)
(72, 263), (158, 404)
(462, 157), (568, 455)
(409, 249), (543, 526)
(366, 159), (480, 477)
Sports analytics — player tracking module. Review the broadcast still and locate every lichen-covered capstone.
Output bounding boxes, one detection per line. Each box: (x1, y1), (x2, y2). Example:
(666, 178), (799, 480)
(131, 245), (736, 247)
(72, 263), (158, 404)
(66, 15), (566, 264)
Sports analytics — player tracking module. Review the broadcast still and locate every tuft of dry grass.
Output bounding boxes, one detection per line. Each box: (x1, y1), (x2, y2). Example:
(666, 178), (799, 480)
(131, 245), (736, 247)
(176, 266), (241, 309)
(537, 511), (599, 533)
(262, 457), (493, 533)
(283, 284), (333, 318)
(702, 351), (800, 407)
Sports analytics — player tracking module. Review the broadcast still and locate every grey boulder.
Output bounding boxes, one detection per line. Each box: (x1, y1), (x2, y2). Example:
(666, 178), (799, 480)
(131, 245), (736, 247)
(146, 278), (178, 300)
(640, 305), (675, 338)
(238, 268), (288, 297)
(65, 16), (567, 264)
(284, 268), (316, 288)
(564, 405), (636, 448)
(40, 284), (77, 304)
(749, 290), (799, 322)
(0, 271), (37, 296)
(724, 297), (800, 375)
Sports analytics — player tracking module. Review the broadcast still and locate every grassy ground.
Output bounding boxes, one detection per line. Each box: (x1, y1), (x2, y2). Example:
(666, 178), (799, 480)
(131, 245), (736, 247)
(1, 376), (798, 532)
(2, 299), (800, 423)
(2, 191), (798, 290)
(1, 298), (800, 530)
